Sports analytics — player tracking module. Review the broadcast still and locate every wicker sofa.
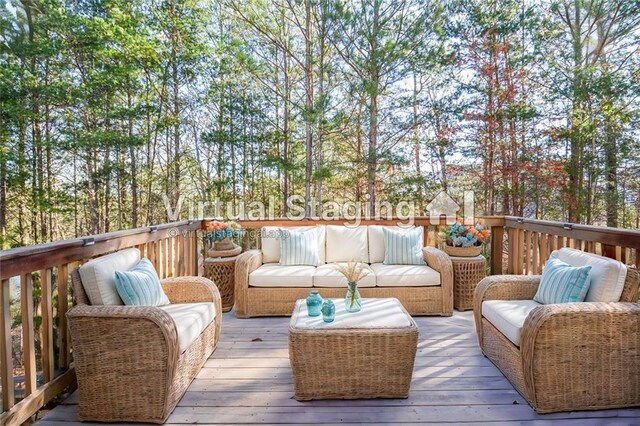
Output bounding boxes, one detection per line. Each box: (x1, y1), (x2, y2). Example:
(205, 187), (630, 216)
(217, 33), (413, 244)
(67, 248), (222, 423)
(235, 224), (453, 317)
(473, 248), (640, 413)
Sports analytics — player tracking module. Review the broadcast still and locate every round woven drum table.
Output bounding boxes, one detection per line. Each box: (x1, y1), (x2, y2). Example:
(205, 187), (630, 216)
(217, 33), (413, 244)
(203, 255), (239, 312)
(450, 255), (486, 311)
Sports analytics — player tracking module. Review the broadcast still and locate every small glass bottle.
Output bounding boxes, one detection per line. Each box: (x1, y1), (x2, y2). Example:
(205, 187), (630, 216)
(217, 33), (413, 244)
(306, 290), (323, 316)
(321, 299), (335, 323)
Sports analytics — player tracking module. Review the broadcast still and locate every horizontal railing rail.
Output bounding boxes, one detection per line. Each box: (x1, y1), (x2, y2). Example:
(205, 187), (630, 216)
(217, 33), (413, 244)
(0, 220), (202, 425)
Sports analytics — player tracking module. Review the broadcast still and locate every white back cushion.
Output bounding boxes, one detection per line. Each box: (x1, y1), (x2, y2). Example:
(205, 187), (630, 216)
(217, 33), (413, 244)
(368, 225), (417, 264)
(325, 225), (369, 263)
(79, 248), (140, 305)
(555, 248), (627, 302)
(261, 226), (326, 264)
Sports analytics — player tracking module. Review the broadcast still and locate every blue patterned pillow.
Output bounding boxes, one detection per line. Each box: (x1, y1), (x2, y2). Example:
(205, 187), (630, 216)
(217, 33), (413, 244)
(534, 256), (592, 304)
(279, 228), (321, 266)
(383, 227), (425, 265)
(114, 258), (170, 306)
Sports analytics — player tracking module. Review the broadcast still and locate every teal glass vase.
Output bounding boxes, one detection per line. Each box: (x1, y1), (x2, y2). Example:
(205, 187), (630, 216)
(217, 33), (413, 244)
(306, 290), (323, 316)
(321, 299), (335, 322)
(345, 282), (362, 312)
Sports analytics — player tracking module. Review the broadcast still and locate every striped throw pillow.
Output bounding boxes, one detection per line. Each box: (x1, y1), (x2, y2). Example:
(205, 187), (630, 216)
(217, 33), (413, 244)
(279, 228), (321, 266)
(114, 258), (170, 306)
(383, 227), (425, 265)
(534, 256), (592, 304)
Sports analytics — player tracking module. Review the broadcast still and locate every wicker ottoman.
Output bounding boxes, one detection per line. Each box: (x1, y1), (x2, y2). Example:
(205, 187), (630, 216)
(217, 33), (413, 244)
(203, 256), (238, 312)
(450, 255), (486, 311)
(288, 298), (418, 401)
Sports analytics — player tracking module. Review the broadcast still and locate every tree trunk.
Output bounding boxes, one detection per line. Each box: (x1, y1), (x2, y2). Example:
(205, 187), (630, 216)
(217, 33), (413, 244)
(304, 0), (313, 217)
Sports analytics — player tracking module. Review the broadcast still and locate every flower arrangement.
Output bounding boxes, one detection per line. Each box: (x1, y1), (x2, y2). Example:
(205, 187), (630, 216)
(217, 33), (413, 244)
(441, 219), (490, 248)
(203, 220), (241, 242)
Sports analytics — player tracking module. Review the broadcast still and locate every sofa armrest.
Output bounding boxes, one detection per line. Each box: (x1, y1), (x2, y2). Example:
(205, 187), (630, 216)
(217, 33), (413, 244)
(519, 302), (640, 412)
(161, 276), (221, 305)
(422, 247), (453, 314)
(67, 305), (180, 420)
(234, 250), (263, 318)
(473, 275), (541, 341)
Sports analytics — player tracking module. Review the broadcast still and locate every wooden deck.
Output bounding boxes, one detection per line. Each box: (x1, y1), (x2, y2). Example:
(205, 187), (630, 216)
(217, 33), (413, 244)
(39, 310), (640, 425)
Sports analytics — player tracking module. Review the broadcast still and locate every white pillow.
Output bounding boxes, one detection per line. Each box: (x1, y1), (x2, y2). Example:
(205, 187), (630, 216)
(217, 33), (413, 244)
(368, 225), (417, 263)
(261, 226), (326, 264)
(554, 248), (627, 302)
(79, 248), (141, 305)
(325, 225), (369, 263)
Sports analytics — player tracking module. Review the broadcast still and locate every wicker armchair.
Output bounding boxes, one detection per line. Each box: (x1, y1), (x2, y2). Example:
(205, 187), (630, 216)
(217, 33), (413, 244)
(68, 271), (222, 423)
(473, 265), (639, 413)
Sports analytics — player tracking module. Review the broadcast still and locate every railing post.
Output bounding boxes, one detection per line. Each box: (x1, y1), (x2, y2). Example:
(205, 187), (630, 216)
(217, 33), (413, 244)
(0, 278), (14, 409)
(21, 274), (37, 395)
(490, 225), (504, 275)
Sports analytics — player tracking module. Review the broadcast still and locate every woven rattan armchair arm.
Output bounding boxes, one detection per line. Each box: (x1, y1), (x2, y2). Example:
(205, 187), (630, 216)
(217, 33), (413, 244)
(67, 305), (180, 419)
(234, 249), (263, 318)
(473, 275), (541, 343)
(519, 302), (640, 412)
(422, 247), (454, 314)
(161, 276), (221, 305)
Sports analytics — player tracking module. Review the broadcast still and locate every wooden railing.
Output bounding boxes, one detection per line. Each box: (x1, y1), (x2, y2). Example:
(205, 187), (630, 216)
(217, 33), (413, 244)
(1, 215), (639, 424)
(485, 216), (640, 275)
(0, 220), (201, 425)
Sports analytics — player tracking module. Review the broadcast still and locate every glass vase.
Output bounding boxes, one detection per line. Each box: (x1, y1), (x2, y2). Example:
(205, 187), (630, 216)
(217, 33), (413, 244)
(345, 282), (362, 312)
(306, 290), (323, 316)
(321, 299), (335, 323)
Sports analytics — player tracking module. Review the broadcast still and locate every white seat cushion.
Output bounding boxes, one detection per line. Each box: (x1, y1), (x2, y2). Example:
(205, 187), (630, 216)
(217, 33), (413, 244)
(249, 264), (315, 287)
(261, 226), (326, 264)
(79, 248), (141, 305)
(482, 300), (542, 347)
(368, 225), (417, 264)
(313, 263), (376, 288)
(159, 303), (216, 353)
(325, 225), (369, 263)
(370, 263), (440, 287)
(555, 248), (627, 302)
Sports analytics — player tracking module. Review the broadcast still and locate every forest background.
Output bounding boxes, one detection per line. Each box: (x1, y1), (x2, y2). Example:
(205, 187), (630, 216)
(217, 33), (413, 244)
(1, 0), (639, 249)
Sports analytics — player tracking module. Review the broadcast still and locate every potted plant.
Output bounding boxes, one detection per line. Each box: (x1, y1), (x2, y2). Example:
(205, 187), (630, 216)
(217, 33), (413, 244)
(203, 220), (242, 257)
(440, 219), (490, 257)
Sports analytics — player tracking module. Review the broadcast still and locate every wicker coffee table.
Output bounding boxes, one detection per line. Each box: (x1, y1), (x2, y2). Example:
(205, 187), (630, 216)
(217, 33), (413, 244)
(288, 298), (418, 401)
(450, 255), (486, 311)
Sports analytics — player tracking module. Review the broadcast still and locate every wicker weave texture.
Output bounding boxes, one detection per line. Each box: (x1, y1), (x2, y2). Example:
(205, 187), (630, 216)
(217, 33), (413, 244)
(234, 247), (454, 318)
(450, 256), (485, 311)
(203, 258), (236, 312)
(288, 301), (418, 400)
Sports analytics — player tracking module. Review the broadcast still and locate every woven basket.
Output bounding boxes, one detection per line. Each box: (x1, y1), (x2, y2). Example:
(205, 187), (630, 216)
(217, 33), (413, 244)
(443, 244), (482, 257)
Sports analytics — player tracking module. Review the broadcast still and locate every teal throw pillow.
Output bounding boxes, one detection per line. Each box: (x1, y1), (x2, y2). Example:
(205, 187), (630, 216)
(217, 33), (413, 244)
(383, 227), (425, 265)
(279, 228), (320, 266)
(114, 258), (170, 306)
(534, 256), (592, 304)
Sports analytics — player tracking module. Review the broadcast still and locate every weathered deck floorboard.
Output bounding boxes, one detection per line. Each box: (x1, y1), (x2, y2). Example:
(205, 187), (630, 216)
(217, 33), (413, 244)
(38, 310), (640, 425)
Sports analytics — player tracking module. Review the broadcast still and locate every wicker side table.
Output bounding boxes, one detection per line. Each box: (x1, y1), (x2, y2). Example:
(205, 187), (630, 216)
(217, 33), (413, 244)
(203, 256), (238, 312)
(450, 255), (486, 311)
